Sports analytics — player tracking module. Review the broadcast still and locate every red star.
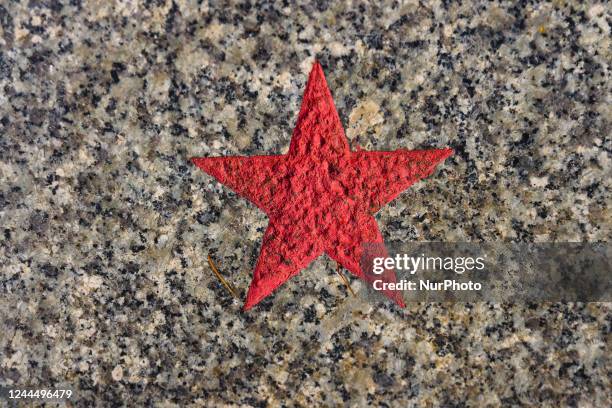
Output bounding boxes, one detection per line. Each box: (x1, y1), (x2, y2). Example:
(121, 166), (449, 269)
(192, 62), (452, 310)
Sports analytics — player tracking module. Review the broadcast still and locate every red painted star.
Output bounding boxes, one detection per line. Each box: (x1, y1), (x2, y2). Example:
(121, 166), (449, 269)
(192, 62), (452, 310)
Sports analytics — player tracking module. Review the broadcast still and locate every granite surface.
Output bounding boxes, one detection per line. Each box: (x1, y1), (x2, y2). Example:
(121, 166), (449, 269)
(0, 0), (610, 406)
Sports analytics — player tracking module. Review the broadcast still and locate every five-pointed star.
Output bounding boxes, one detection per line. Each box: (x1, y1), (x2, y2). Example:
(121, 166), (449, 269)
(192, 62), (452, 310)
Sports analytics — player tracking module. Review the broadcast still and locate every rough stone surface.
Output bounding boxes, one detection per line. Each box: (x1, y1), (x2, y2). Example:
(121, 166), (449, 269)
(0, 0), (610, 406)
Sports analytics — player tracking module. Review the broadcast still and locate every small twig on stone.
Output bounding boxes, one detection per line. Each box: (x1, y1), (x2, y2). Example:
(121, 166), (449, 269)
(207, 255), (238, 299)
(336, 263), (356, 297)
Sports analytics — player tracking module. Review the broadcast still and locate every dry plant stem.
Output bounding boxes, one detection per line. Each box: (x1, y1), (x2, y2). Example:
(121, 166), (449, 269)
(336, 263), (356, 297)
(207, 255), (239, 299)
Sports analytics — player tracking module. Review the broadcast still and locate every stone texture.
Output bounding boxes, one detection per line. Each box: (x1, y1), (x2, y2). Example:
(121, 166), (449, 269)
(0, 0), (609, 406)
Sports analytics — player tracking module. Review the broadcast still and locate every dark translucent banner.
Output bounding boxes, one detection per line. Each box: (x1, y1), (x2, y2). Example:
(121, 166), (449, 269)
(360, 243), (611, 303)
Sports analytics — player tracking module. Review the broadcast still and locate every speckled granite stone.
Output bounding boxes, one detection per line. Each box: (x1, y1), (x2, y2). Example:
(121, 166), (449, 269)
(0, 0), (610, 406)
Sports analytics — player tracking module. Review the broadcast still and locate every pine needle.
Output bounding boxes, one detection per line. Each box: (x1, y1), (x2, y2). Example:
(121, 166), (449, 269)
(207, 255), (238, 299)
(336, 263), (356, 297)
